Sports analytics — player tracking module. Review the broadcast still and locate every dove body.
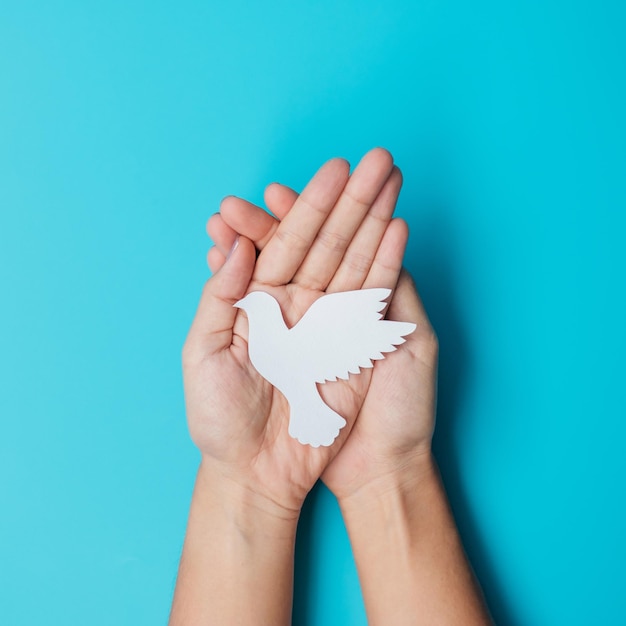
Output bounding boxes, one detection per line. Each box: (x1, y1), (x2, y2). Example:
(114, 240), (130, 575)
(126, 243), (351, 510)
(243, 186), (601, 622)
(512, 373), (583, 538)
(234, 291), (346, 447)
(231, 293), (300, 395)
(235, 289), (416, 447)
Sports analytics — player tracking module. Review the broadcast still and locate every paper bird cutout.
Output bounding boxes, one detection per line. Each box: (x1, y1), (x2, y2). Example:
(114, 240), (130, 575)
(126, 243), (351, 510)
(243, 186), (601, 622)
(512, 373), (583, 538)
(234, 288), (416, 447)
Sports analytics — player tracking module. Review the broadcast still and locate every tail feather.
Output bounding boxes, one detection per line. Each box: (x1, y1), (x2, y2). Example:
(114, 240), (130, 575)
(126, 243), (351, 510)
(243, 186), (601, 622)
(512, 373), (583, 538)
(287, 388), (346, 447)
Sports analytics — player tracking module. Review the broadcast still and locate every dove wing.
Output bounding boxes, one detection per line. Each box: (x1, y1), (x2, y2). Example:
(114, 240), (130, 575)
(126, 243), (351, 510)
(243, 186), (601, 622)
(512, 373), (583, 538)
(289, 288), (416, 384)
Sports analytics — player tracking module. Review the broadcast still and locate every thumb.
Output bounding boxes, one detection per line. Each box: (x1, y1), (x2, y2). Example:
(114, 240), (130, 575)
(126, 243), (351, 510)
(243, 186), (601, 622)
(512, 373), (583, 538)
(185, 236), (256, 357)
(387, 269), (433, 332)
(387, 270), (439, 369)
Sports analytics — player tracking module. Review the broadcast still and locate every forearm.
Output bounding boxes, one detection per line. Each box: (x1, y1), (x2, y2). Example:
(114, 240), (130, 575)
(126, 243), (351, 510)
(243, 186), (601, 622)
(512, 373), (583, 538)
(169, 461), (299, 626)
(339, 453), (492, 626)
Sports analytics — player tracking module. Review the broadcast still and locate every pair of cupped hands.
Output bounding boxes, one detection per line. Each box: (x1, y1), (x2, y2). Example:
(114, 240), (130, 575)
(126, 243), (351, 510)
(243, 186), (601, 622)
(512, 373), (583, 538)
(182, 148), (439, 520)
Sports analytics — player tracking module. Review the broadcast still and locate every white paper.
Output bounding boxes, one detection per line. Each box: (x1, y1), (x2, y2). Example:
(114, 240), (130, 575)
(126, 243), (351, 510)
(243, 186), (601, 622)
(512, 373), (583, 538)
(235, 288), (416, 447)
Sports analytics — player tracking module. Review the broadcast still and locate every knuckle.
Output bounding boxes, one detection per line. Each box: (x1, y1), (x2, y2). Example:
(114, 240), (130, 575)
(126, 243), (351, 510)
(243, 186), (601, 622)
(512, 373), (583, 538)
(342, 188), (371, 212)
(317, 228), (350, 253)
(365, 208), (390, 226)
(294, 266), (324, 290)
(276, 226), (309, 250)
(343, 250), (372, 274)
(298, 195), (330, 218)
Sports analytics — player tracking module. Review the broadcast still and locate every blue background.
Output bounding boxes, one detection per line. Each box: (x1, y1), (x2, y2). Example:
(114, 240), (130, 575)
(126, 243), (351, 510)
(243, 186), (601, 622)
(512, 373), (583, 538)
(1, 1), (625, 624)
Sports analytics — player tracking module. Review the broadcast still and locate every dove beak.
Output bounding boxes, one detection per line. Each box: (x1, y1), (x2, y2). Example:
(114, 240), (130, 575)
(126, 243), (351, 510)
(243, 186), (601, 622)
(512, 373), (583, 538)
(233, 297), (246, 309)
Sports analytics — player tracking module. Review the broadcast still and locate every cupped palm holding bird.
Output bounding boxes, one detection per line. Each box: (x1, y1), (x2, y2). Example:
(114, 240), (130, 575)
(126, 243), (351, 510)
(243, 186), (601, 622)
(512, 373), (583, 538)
(183, 149), (413, 514)
(235, 289), (415, 447)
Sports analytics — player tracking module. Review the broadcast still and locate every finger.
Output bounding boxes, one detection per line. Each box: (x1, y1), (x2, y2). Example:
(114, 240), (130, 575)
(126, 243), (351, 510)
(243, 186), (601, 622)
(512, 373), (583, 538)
(292, 147), (395, 291)
(386, 269), (435, 333)
(207, 213), (237, 256)
(185, 236), (256, 358)
(326, 165), (403, 293)
(220, 196), (279, 250)
(264, 182), (299, 220)
(219, 185), (299, 253)
(207, 246), (226, 273)
(254, 157), (350, 286)
(362, 218), (409, 293)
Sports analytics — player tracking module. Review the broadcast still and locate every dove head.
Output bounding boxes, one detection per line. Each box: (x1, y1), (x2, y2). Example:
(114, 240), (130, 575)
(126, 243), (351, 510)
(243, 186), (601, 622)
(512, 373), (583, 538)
(234, 291), (287, 339)
(234, 291), (277, 313)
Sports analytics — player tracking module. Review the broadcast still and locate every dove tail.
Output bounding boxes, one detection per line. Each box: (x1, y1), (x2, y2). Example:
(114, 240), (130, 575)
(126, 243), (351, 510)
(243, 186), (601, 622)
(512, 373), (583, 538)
(288, 387), (346, 448)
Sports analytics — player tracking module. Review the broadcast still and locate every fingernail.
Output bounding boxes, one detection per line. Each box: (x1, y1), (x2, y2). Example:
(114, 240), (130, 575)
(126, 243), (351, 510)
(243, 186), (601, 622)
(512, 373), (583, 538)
(227, 236), (240, 260)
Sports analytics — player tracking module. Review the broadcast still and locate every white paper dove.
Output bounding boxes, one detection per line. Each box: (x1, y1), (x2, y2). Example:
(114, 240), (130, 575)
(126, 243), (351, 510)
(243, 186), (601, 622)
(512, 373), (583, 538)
(234, 288), (416, 447)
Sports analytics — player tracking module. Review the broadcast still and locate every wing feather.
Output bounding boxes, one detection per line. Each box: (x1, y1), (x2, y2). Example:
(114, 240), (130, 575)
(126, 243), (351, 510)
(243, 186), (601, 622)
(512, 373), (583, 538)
(289, 289), (416, 383)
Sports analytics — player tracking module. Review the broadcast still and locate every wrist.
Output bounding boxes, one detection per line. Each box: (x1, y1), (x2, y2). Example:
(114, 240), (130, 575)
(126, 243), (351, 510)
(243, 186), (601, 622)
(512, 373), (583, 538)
(171, 459), (299, 626)
(197, 458), (301, 538)
(336, 449), (437, 517)
(332, 453), (493, 625)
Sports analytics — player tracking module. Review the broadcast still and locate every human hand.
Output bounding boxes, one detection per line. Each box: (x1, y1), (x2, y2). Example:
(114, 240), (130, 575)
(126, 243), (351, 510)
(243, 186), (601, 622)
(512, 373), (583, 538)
(211, 154), (438, 504)
(322, 269), (438, 501)
(184, 148), (407, 518)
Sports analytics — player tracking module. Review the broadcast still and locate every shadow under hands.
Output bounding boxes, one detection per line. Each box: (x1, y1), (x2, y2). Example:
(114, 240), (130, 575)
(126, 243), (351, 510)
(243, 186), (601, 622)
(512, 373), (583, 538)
(292, 482), (322, 626)
(405, 209), (519, 626)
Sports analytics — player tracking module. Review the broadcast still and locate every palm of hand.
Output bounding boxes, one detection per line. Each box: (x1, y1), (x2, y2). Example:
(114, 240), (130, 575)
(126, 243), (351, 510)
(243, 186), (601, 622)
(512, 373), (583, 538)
(187, 239), (384, 511)
(187, 278), (373, 509)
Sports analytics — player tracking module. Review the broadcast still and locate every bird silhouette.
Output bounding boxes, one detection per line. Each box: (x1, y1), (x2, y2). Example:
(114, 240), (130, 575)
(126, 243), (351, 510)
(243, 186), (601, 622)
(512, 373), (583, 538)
(234, 288), (416, 447)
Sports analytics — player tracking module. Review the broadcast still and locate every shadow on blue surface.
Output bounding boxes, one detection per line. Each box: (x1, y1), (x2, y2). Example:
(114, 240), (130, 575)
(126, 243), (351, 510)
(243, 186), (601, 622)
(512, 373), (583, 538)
(407, 209), (520, 626)
(292, 483), (319, 625)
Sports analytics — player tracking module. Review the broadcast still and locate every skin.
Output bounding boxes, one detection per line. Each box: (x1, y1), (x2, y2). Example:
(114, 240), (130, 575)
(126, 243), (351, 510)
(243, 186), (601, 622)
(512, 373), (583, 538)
(170, 148), (492, 625)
